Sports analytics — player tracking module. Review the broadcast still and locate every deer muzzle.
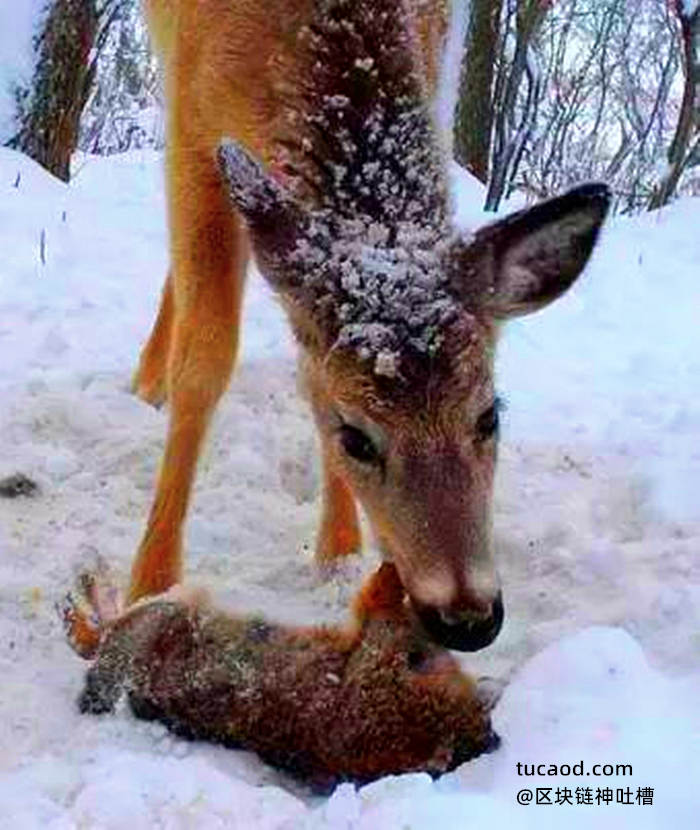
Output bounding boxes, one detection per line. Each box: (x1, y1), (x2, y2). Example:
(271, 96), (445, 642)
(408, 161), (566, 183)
(381, 447), (503, 651)
(411, 591), (504, 651)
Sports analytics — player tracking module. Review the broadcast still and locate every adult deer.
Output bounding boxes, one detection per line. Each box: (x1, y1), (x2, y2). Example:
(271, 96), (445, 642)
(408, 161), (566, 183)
(129, 0), (610, 650)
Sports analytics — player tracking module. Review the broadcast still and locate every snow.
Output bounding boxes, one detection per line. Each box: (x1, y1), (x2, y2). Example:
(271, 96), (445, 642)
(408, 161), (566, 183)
(0, 147), (699, 826)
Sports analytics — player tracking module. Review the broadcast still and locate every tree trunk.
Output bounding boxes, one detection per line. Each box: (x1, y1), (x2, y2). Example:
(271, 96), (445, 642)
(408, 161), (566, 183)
(648, 1), (700, 210)
(485, 0), (548, 211)
(8, 0), (98, 182)
(453, 0), (503, 184)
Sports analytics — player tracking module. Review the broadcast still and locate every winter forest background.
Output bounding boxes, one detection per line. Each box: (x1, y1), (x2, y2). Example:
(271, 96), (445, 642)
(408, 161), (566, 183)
(1, 0), (699, 213)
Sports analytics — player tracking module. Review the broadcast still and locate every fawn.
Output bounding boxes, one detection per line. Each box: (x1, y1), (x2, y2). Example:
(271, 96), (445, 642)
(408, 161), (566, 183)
(64, 563), (498, 791)
(129, 0), (610, 650)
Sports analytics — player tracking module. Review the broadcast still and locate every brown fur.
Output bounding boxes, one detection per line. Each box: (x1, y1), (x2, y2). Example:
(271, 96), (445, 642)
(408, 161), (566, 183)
(71, 564), (496, 792)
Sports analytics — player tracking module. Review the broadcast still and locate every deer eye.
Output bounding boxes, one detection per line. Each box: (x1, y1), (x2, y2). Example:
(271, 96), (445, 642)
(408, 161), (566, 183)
(339, 423), (380, 464)
(475, 399), (502, 442)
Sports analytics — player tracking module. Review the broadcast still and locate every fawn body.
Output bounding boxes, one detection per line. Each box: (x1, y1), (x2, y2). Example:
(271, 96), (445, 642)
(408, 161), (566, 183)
(131, 0), (610, 650)
(71, 564), (496, 791)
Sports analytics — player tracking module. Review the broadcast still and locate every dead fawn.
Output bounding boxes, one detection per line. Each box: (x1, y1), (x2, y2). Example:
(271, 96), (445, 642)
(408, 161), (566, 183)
(130, 0), (610, 650)
(64, 563), (498, 791)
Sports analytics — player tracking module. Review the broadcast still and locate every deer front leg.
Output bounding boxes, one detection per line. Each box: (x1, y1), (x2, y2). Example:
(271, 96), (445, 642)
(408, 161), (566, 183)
(132, 272), (174, 408)
(128, 139), (247, 604)
(315, 446), (361, 566)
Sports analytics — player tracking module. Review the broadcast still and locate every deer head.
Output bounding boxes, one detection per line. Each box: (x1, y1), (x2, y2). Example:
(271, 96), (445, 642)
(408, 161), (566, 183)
(218, 0), (610, 651)
(219, 139), (609, 651)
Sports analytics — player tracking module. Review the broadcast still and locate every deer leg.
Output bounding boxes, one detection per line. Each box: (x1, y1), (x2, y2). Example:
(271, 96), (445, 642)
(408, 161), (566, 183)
(315, 449), (361, 566)
(132, 272), (174, 408)
(127, 140), (247, 604)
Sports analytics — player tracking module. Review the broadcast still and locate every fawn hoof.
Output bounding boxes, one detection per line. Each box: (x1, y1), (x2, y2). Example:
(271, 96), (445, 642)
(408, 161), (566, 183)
(78, 680), (114, 715)
(58, 559), (122, 659)
(475, 676), (506, 714)
(59, 588), (101, 659)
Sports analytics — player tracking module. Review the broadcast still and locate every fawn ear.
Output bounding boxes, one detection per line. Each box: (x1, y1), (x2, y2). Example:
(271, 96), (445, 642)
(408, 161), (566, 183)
(353, 563), (408, 626)
(452, 184), (611, 318)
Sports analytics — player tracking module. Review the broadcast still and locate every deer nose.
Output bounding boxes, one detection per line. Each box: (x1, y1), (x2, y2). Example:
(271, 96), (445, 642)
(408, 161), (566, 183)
(413, 592), (504, 652)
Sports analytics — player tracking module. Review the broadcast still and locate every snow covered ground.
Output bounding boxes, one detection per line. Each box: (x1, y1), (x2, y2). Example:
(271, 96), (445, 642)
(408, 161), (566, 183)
(0, 147), (698, 827)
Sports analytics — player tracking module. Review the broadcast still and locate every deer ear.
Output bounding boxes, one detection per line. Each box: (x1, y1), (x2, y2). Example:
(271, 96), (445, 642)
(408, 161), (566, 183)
(217, 140), (294, 229)
(218, 139), (333, 352)
(217, 139), (310, 286)
(454, 184), (611, 318)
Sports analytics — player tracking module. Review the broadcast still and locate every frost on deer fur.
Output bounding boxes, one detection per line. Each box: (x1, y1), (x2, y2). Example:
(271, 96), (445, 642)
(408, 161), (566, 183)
(237, 0), (470, 377)
(287, 205), (466, 377)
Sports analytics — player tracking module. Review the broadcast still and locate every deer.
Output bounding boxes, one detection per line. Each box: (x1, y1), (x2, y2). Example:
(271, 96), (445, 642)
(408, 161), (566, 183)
(127, 0), (610, 652)
(62, 562), (498, 791)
